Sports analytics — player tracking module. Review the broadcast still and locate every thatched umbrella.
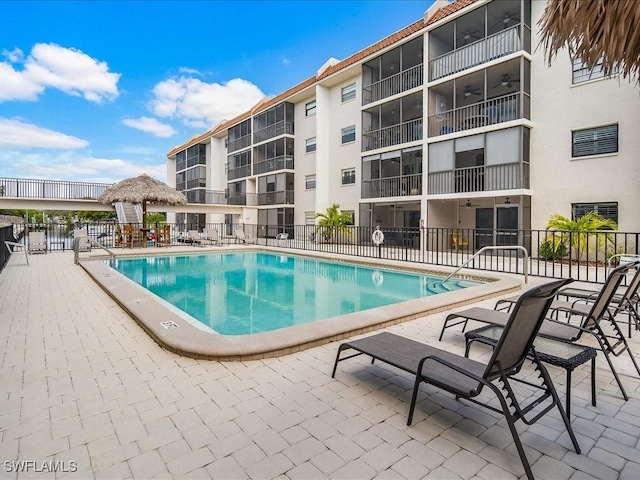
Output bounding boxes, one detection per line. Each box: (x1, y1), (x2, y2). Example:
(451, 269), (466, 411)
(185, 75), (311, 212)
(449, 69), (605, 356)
(97, 174), (187, 227)
(539, 0), (640, 80)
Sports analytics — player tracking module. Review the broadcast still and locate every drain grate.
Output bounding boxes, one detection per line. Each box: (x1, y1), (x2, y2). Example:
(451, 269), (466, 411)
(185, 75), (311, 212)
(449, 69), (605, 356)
(160, 321), (180, 329)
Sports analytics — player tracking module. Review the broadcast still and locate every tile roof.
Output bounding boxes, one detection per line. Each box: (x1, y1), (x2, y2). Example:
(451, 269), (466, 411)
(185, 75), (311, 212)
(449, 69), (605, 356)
(167, 0), (480, 157)
(427, 0), (480, 25)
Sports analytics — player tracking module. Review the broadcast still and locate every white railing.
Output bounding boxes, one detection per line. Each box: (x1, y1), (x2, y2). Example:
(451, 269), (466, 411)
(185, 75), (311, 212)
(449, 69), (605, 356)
(362, 64), (424, 105)
(427, 162), (528, 195)
(362, 118), (423, 152)
(429, 25), (521, 81)
(428, 92), (520, 137)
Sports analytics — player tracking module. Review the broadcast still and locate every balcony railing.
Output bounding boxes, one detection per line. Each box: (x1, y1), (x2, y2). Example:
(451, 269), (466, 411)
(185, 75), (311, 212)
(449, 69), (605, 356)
(361, 174), (422, 199)
(227, 192), (258, 206)
(429, 25), (521, 81)
(227, 134), (252, 153)
(0, 177), (111, 200)
(428, 92), (525, 137)
(257, 190), (294, 206)
(362, 64), (424, 105)
(253, 155), (294, 175)
(227, 164), (252, 181)
(253, 121), (294, 144)
(362, 118), (423, 152)
(427, 162), (529, 195)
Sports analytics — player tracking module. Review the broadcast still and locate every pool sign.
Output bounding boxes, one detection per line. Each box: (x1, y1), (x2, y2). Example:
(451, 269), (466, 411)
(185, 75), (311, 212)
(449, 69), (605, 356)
(372, 227), (385, 245)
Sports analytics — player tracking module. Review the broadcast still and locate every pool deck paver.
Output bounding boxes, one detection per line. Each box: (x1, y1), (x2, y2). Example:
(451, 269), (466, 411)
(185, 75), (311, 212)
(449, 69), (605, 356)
(1, 250), (640, 479)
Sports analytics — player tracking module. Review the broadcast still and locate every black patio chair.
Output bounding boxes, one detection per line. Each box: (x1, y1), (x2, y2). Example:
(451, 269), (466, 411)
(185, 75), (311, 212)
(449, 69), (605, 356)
(442, 262), (640, 400)
(332, 278), (578, 480)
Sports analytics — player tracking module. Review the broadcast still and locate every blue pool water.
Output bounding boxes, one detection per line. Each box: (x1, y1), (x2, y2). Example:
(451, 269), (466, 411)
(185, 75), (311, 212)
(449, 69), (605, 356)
(109, 252), (481, 335)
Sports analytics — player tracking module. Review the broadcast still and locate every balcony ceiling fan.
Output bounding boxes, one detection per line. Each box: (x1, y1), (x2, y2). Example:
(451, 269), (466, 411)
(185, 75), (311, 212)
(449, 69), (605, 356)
(491, 12), (518, 30)
(464, 85), (482, 97)
(492, 74), (520, 89)
(460, 29), (481, 45)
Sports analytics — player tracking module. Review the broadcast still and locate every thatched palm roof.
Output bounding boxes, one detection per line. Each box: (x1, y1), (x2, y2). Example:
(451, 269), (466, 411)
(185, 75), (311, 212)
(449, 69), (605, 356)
(539, 0), (640, 80)
(97, 174), (187, 206)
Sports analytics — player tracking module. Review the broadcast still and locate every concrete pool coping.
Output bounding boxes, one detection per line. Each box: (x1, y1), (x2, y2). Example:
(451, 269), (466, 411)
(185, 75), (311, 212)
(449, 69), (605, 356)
(80, 247), (523, 361)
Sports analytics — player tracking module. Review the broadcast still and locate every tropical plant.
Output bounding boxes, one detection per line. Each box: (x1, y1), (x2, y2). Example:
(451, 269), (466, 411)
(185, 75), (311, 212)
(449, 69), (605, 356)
(546, 212), (617, 260)
(315, 204), (353, 243)
(538, 236), (568, 261)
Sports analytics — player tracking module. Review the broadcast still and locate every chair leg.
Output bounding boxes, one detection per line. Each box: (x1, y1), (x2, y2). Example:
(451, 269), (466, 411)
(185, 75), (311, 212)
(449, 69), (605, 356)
(602, 351), (629, 401)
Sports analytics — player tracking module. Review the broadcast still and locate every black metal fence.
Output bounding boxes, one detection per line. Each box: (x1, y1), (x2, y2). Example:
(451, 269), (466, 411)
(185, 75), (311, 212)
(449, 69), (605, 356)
(5, 221), (640, 283)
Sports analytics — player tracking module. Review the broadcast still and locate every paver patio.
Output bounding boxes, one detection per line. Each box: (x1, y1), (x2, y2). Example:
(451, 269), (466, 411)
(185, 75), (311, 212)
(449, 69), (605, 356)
(1, 250), (639, 479)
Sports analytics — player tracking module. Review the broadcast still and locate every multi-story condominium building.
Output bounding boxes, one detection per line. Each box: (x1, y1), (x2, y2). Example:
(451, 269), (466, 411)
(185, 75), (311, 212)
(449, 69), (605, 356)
(167, 0), (640, 246)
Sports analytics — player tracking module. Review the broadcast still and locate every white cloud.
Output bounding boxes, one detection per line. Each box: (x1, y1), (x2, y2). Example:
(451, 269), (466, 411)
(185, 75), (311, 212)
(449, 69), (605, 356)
(178, 67), (202, 76)
(122, 116), (177, 138)
(2, 47), (24, 63)
(0, 149), (167, 183)
(0, 118), (89, 149)
(149, 76), (265, 127)
(0, 43), (120, 103)
(282, 57), (291, 66)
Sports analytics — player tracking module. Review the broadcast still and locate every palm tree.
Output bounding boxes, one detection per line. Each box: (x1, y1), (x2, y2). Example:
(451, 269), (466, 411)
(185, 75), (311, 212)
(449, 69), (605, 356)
(546, 212), (617, 260)
(539, 0), (640, 81)
(315, 204), (353, 243)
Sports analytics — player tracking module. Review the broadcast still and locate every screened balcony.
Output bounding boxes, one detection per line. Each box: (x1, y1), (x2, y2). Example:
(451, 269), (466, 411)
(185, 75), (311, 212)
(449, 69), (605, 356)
(361, 146), (422, 199)
(362, 174), (422, 199)
(253, 102), (294, 144)
(427, 162), (529, 194)
(253, 138), (294, 175)
(258, 190), (294, 206)
(427, 126), (530, 195)
(428, 92), (526, 137)
(362, 92), (423, 152)
(227, 119), (252, 153)
(427, 0), (531, 81)
(428, 57), (530, 137)
(362, 36), (423, 105)
(429, 25), (524, 81)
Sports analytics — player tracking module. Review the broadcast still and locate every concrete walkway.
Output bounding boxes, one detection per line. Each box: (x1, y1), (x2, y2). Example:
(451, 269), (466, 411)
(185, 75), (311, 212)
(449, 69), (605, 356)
(1, 251), (639, 479)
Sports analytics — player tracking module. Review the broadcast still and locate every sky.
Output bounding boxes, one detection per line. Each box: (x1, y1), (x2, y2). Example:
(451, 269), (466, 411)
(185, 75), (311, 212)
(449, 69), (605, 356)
(0, 0), (433, 184)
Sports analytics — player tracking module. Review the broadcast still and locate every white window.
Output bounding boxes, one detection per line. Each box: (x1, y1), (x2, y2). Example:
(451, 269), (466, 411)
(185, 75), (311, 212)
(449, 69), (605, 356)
(305, 175), (316, 189)
(572, 57), (619, 84)
(305, 211), (315, 225)
(305, 100), (316, 117)
(305, 137), (316, 153)
(572, 202), (618, 223)
(341, 83), (356, 102)
(341, 125), (356, 144)
(572, 124), (618, 158)
(341, 168), (356, 185)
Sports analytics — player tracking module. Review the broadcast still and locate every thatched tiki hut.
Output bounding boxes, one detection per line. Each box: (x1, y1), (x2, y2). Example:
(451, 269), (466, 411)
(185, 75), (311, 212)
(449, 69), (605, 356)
(539, 0), (640, 80)
(97, 174), (187, 227)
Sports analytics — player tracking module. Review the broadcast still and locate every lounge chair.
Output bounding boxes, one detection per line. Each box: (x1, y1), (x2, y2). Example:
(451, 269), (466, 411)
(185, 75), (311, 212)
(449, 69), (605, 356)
(28, 231), (47, 254)
(187, 230), (213, 247)
(552, 261), (640, 337)
(73, 228), (91, 252)
(234, 229), (254, 244)
(332, 279), (578, 480)
(441, 262), (640, 400)
(202, 227), (223, 246)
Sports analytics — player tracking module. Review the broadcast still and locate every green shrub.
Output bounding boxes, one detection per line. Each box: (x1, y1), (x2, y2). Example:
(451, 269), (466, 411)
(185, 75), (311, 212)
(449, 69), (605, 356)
(538, 238), (568, 261)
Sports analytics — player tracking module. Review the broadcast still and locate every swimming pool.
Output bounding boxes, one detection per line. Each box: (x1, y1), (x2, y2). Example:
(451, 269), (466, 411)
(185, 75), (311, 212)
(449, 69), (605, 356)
(82, 248), (521, 360)
(109, 251), (481, 335)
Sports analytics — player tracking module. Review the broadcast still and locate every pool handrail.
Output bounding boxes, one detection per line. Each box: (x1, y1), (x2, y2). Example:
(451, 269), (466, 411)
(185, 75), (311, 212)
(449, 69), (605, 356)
(73, 235), (115, 265)
(441, 245), (529, 285)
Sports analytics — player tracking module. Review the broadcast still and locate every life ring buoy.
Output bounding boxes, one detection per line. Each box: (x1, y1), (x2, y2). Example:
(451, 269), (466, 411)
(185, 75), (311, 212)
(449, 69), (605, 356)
(372, 270), (384, 286)
(372, 229), (385, 245)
